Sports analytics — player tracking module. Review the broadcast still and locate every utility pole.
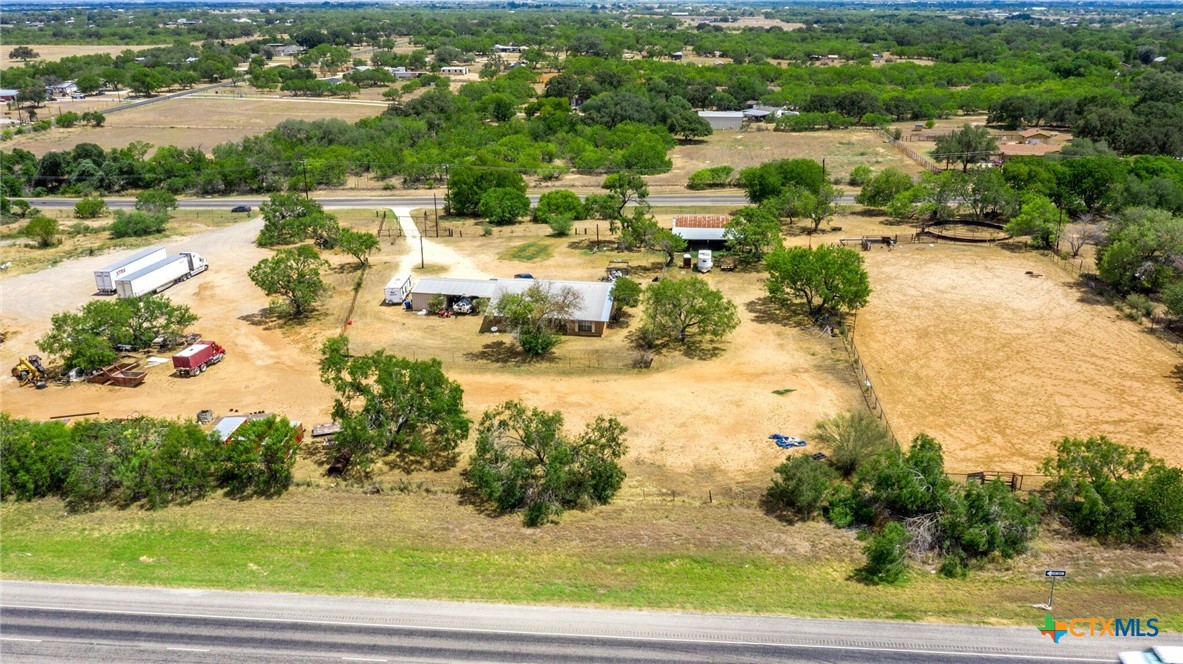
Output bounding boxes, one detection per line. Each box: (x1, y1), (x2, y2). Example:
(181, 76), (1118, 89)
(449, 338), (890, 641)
(421, 212), (427, 269)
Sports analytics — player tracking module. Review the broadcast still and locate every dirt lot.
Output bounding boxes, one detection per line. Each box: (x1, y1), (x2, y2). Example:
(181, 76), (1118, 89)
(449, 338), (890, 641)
(1, 208), (863, 495)
(3, 92), (389, 156)
(856, 243), (1183, 473)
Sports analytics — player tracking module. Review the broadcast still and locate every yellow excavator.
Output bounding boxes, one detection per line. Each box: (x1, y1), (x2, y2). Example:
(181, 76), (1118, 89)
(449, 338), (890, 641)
(12, 355), (49, 389)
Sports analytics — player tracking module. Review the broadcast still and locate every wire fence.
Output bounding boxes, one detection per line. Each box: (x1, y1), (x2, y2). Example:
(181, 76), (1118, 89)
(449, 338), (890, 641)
(875, 127), (941, 173)
(835, 317), (901, 446)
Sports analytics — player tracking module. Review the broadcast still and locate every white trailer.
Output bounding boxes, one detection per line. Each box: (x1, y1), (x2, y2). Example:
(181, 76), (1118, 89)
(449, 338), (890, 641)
(115, 252), (208, 299)
(93, 246), (167, 294)
(384, 273), (413, 305)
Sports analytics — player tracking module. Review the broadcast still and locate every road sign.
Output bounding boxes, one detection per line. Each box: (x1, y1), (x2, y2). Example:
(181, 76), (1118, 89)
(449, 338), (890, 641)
(1045, 570), (1067, 577)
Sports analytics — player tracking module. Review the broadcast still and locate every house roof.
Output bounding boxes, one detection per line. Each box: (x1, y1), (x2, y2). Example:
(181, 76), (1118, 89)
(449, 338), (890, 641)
(697, 111), (744, 119)
(212, 416), (247, 442)
(673, 215), (729, 229)
(672, 227), (728, 241)
(411, 278), (614, 323)
(743, 109), (772, 118)
(1019, 128), (1053, 138)
(998, 143), (1061, 157)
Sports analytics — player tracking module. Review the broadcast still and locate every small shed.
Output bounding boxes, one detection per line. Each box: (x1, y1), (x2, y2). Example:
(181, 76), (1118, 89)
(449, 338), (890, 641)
(743, 108), (773, 122)
(672, 215), (730, 249)
(697, 111), (744, 131)
(440, 66), (469, 75)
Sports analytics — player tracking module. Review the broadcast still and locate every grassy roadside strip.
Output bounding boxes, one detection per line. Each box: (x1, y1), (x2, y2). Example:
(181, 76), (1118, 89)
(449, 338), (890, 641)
(2, 490), (1179, 629)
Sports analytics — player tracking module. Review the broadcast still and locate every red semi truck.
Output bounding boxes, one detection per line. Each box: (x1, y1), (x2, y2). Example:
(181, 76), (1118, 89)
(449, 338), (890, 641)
(172, 341), (226, 377)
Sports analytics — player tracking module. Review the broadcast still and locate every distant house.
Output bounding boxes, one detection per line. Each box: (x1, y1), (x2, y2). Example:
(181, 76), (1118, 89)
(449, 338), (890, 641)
(1018, 128), (1055, 144)
(697, 110), (744, 131)
(672, 215), (730, 249)
(47, 81), (79, 97)
(996, 143), (1061, 161)
(440, 66), (469, 75)
(671, 51), (684, 60)
(0, 89), (18, 102)
(409, 277), (614, 337)
(493, 44), (523, 53)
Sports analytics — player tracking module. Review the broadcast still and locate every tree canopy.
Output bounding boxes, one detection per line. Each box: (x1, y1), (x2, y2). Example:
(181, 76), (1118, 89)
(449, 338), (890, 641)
(765, 245), (872, 317)
(467, 400), (627, 526)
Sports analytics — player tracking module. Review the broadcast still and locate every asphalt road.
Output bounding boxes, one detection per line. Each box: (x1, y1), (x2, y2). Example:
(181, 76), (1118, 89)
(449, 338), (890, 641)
(22, 192), (858, 210)
(1, 582), (1163, 663)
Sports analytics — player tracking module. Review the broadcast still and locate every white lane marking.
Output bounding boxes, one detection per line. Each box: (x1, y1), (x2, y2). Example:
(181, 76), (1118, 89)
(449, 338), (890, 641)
(166, 647), (211, 652)
(0, 638), (44, 642)
(342, 658), (389, 662)
(0, 604), (1113, 663)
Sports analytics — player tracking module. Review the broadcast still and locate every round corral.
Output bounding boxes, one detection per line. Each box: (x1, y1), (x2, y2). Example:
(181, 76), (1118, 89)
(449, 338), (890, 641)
(919, 220), (1009, 243)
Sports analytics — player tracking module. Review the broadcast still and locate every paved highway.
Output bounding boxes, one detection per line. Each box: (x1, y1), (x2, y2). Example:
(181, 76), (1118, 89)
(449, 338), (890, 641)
(1, 581), (1159, 663)
(23, 192), (858, 210)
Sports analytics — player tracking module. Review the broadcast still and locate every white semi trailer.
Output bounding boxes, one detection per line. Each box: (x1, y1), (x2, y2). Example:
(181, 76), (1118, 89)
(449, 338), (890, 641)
(93, 246), (167, 294)
(114, 252), (208, 299)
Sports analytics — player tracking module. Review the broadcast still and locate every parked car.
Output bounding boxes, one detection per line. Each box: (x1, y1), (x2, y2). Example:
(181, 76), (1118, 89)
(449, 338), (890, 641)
(513, 273), (534, 279)
(231, 205), (252, 213)
(1120, 647), (1183, 664)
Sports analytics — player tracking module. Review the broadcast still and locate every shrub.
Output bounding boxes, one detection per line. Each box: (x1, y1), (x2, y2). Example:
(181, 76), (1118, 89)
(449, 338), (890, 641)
(1125, 294), (1154, 319)
(467, 401), (627, 526)
(23, 215), (60, 247)
(74, 196), (107, 219)
(110, 210), (167, 238)
(478, 187), (530, 225)
(811, 410), (896, 478)
(1041, 437), (1183, 543)
(546, 214), (574, 236)
(857, 522), (911, 585)
(687, 165), (735, 190)
(765, 455), (838, 520)
(534, 189), (585, 222)
(54, 111), (82, 128)
(848, 165), (873, 186)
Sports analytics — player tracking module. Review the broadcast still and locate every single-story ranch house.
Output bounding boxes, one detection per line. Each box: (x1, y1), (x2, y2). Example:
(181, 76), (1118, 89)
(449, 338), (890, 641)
(409, 277), (614, 337)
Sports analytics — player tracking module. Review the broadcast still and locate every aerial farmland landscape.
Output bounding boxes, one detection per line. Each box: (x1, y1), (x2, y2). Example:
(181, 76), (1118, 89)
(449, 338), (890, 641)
(1, 2), (1182, 662)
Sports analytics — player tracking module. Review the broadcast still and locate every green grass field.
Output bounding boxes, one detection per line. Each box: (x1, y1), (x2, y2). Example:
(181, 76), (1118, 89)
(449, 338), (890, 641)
(3, 489), (1179, 629)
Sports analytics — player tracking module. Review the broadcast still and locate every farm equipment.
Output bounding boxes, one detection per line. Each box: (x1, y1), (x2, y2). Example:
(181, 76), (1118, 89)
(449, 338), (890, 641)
(172, 340), (226, 377)
(87, 361), (147, 388)
(11, 355), (49, 389)
(769, 433), (807, 449)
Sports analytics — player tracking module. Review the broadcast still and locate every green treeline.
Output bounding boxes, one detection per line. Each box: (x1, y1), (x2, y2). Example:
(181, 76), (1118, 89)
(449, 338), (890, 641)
(0, 414), (302, 512)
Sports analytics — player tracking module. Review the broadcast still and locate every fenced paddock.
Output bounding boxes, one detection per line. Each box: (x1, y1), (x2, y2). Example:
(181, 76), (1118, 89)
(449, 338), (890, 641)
(852, 244), (1183, 472)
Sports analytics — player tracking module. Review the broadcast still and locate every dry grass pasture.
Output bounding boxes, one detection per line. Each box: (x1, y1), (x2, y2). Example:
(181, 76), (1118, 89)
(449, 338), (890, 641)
(562, 129), (929, 194)
(0, 44), (171, 70)
(3, 92), (389, 156)
(856, 243), (1183, 472)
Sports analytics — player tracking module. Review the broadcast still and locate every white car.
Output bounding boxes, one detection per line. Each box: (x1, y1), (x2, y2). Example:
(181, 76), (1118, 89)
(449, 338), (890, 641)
(1119, 646), (1183, 664)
